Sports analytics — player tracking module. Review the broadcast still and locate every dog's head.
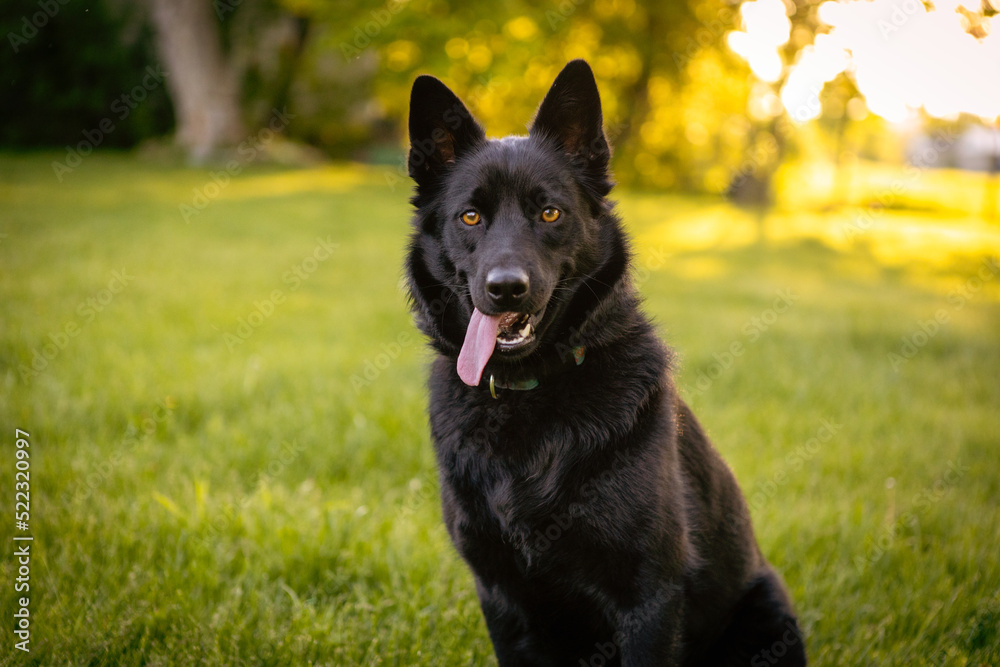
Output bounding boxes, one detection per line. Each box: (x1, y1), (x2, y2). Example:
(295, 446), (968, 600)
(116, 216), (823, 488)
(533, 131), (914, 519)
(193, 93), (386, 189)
(405, 60), (630, 386)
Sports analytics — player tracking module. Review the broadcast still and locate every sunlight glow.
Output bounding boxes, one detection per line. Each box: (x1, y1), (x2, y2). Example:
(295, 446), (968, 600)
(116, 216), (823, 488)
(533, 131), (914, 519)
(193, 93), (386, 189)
(635, 202), (1000, 272)
(730, 0), (1000, 123)
(726, 0), (791, 83)
(781, 33), (850, 121)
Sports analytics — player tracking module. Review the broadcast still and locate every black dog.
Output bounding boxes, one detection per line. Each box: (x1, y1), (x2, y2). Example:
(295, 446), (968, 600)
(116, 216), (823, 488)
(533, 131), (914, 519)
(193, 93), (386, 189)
(404, 60), (806, 666)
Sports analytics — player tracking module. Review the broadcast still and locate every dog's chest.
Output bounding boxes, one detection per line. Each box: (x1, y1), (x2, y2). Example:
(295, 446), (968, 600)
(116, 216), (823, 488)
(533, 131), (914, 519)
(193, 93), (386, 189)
(429, 387), (627, 572)
(482, 459), (559, 533)
(469, 466), (576, 569)
(446, 438), (616, 576)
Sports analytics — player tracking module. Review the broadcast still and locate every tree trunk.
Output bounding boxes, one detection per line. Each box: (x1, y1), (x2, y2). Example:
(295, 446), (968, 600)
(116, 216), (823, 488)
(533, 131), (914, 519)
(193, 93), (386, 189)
(148, 0), (245, 162)
(261, 16), (309, 130)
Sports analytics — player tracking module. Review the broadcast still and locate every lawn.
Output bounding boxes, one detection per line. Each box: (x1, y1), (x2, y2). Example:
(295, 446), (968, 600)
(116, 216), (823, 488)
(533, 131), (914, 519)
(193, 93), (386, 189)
(0, 152), (998, 666)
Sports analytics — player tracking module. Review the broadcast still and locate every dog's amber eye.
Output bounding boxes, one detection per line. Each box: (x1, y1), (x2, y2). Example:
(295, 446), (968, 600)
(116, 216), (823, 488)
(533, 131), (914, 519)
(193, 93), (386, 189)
(541, 207), (561, 223)
(461, 210), (481, 226)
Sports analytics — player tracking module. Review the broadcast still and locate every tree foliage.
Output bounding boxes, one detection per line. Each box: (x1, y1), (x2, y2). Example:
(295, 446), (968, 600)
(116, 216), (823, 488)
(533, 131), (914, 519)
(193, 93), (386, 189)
(288, 0), (766, 190)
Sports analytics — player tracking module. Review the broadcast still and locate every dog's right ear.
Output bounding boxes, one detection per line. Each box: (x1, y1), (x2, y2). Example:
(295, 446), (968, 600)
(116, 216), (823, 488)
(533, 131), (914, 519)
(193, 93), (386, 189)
(408, 76), (485, 195)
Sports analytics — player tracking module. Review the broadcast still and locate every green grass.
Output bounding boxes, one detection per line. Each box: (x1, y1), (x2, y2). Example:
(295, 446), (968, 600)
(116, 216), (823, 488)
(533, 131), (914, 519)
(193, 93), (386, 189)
(1, 152), (998, 665)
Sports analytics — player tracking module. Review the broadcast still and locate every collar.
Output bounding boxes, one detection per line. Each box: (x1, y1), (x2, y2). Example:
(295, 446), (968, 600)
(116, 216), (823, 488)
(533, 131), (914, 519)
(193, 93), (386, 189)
(485, 345), (586, 399)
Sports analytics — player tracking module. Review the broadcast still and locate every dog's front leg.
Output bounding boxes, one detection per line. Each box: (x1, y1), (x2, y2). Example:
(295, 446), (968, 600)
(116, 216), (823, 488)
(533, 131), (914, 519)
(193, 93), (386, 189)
(474, 577), (551, 667)
(614, 585), (684, 667)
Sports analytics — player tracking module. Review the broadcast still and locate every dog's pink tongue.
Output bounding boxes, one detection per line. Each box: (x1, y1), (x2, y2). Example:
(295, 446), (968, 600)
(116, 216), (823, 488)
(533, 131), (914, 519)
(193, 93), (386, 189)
(457, 308), (501, 386)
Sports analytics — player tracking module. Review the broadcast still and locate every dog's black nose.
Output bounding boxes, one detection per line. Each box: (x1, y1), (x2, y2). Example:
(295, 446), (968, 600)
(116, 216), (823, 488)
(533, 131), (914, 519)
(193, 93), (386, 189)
(486, 267), (529, 307)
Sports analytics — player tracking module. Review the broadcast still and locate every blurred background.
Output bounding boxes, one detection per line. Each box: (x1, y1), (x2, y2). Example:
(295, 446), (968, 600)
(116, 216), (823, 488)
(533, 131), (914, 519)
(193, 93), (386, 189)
(1, 0), (999, 664)
(1, 0), (999, 204)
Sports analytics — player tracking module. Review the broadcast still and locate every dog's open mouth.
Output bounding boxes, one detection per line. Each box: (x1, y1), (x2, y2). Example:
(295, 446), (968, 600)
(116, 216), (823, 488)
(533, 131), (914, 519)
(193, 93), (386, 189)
(496, 311), (537, 349)
(456, 307), (544, 386)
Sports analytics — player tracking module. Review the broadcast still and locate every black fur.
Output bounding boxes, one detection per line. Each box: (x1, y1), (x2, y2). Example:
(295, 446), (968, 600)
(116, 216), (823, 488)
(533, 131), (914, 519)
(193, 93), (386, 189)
(404, 60), (806, 667)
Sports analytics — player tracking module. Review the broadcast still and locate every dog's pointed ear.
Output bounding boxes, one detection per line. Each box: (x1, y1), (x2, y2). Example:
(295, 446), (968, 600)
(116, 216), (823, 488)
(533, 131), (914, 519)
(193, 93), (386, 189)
(530, 60), (611, 187)
(408, 75), (485, 193)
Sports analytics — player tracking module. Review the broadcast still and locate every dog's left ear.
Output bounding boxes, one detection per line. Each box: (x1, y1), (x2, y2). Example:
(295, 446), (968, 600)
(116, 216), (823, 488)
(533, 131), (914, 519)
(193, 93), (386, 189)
(530, 60), (611, 193)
